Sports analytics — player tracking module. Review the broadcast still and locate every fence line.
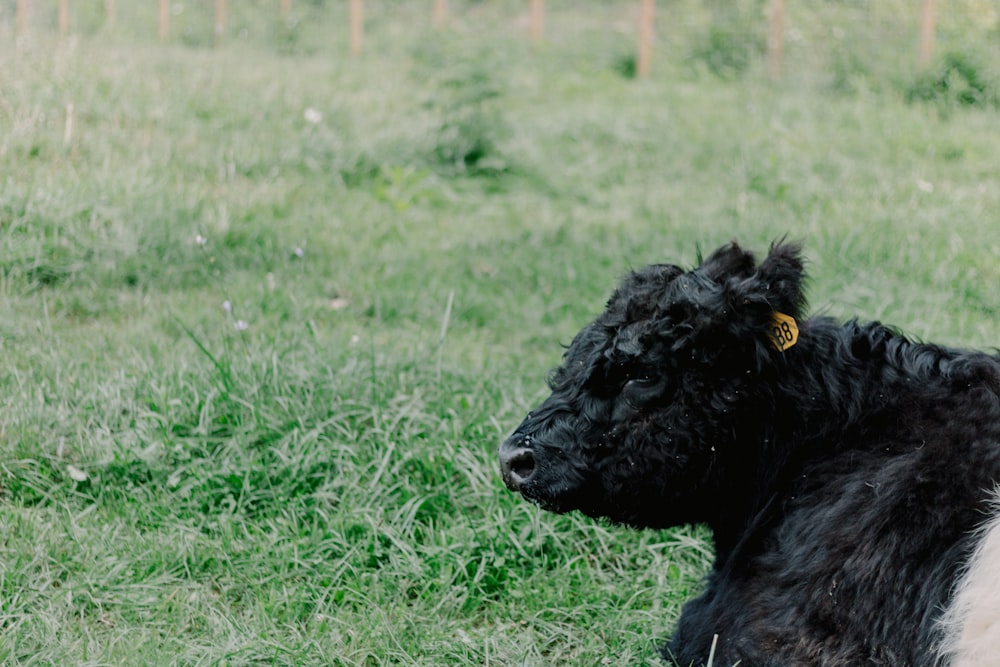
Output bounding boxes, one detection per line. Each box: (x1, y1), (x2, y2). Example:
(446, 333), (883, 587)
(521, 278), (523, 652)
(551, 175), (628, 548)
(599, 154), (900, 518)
(7, 1), (951, 78)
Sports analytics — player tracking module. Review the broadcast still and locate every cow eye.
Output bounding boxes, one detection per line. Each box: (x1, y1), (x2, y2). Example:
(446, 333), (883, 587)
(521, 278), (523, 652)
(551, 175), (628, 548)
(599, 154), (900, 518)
(622, 375), (666, 408)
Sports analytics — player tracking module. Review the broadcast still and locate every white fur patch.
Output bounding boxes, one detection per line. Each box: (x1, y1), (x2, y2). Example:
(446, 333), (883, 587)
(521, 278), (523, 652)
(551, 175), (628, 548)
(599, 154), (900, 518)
(939, 491), (1000, 666)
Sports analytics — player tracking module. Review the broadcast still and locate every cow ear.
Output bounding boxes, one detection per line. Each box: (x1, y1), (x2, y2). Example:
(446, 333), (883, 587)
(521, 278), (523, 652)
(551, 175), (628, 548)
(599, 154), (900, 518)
(699, 241), (758, 282)
(655, 241), (807, 357)
(744, 240), (807, 320)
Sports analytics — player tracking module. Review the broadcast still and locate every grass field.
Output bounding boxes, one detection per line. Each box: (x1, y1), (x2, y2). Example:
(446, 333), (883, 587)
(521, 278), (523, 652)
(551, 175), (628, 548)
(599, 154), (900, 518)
(2, 2), (1000, 665)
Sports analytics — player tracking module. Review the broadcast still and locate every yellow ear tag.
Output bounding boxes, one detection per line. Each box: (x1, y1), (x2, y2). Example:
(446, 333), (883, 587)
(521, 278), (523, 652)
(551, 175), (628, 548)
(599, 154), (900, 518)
(769, 312), (799, 351)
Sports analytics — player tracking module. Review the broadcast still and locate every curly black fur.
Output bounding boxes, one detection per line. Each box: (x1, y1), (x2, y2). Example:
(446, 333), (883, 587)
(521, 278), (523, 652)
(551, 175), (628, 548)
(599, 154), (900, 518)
(499, 241), (1000, 666)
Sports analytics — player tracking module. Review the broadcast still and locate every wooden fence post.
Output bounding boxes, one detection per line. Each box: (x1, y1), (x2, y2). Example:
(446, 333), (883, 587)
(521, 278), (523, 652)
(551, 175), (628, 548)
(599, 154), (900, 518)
(434, 0), (446, 29)
(215, 0), (226, 45)
(59, 0), (69, 35)
(280, 0), (291, 18)
(637, 0), (654, 78)
(350, 0), (363, 55)
(104, 0), (114, 27)
(16, 0), (29, 35)
(768, 0), (785, 79)
(529, 0), (543, 42)
(919, 0), (935, 67)
(159, 0), (169, 41)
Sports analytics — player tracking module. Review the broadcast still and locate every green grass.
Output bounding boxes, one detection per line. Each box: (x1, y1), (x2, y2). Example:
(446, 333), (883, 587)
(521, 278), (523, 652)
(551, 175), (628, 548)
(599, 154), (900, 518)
(2, 2), (1000, 665)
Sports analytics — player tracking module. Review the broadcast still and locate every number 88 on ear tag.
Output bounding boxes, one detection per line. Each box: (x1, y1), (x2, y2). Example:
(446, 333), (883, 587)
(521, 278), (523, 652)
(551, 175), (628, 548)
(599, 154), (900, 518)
(769, 312), (799, 351)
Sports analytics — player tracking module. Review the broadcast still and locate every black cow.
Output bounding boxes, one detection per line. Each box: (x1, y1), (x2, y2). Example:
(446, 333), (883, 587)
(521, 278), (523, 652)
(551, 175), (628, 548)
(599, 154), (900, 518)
(500, 241), (1000, 666)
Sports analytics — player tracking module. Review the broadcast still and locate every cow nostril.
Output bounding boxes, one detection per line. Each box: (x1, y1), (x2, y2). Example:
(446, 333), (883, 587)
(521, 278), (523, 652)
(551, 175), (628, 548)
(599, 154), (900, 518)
(509, 450), (535, 480)
(500, 447), (536, 489)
